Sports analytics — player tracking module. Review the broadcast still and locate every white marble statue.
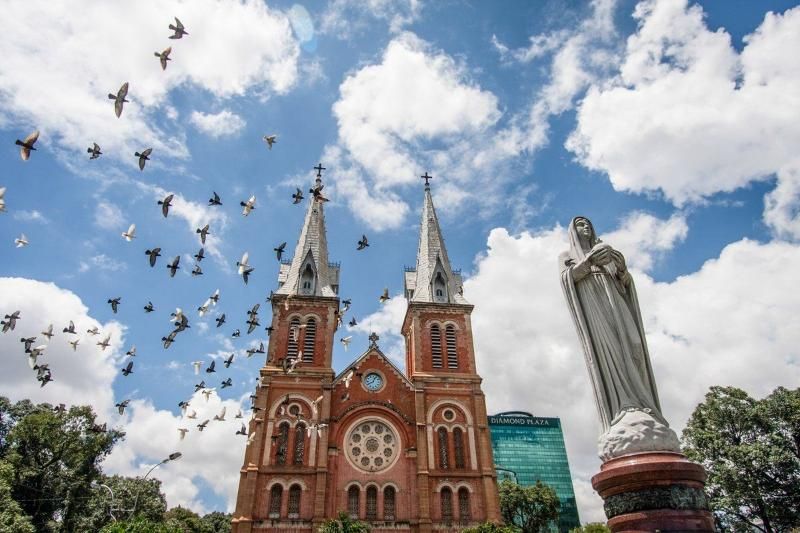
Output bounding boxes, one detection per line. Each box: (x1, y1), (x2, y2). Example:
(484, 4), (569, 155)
(560, 216), (680, 461)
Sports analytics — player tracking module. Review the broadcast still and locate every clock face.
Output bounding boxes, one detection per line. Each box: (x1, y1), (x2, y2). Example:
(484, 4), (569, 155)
(364, 372), (383, 391)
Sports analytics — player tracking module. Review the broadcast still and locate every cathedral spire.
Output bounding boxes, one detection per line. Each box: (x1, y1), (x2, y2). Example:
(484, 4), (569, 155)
(276, 165), (339, 297)
(404, 173), (467, 304)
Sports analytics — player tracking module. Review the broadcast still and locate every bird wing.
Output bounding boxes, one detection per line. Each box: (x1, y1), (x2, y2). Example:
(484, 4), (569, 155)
(118, 82), (129, 99)
(127, 223), (136, 237)
(23, 130), (40, 146)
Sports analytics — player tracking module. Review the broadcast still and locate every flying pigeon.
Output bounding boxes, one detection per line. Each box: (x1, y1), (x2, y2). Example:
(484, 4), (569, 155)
(38, 369), (53, 387)
(196, 224), (210, 244)
(340, 336), (352, 351)
(108, 82), (129, 118)
(247, 303), (260, 318)
(191, 264), (203, 276)
(122, 224), (136, 241)
(173, 314), (190, 332)
(194, 248), (205, 262)
(208, 192), (222, 206)
(14, 234), (28, 248)
(236, 424), (247, 435)
(348, 317), (357, 327)
(221, 377), (232, 388)
(145, 248), (162, 267)
(343, 369), (355, 388)
(87, 143), (102, 159)
(41, 324), (54, 339)
(310, 182), (328, 202)
(242, 266), (254, 285)
(198, 299), (211, 316)
(192, 361), (203, 375)
(15, 130), (39, 160)
(223, 353), (234, 368)
(232, 329), (240, 337)
(167, 256), (180, 277)
(263, 135), (277, 149)
(215, 314), (226, 328)
(240, 195), (256, 216)
(357, 234), (369, 250)
(168, 17), (188, 39)
(115, 400), (130, 415)
(2, 311), (20, 333)
(256, 342), (265, 354)
(292, 188), (304, 204)
(162, 331), (177, 348)
(108, 297), (121, 314)
(171, 308), (184, 322)
(179, 400), (190, 415)
(68, 339), (79, 351)
(97, 334), (111, 351)
(235, 410), (243, 419)
(273, 242), (286, 261)
(209, 289), (220, 305)
(0, 187), (5, 212)
(144, 301), (155, 313)
(201, 388), (215, 402)
(87, 326), (99, 336)
(63, 320), (76, 334)
(155, 46), (172, 70)
(379, 288), (390, 303)
(213, 407), (226, 421)
(311, 395), (323, 413)
(27, 345), (46, 368)
(246, 316), (260, 334)
(125, 345), (136, 357)
(121, 361), (134, 376)
(194, 380), (206, 392)
(178, 428), (189, 440)
(282, 355), (300, 374)
(135, 148), (152, 170)
(236, 252), (250, 275)
(265, 325), (274, 337)
(158, 194), (173, 217)
(205, 360), (216, 373)
(197, 420), (209, 432)
(187, 410), (197, 420)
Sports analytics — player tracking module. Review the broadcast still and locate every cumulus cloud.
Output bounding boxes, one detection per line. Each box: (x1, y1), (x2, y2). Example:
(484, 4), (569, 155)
(189, 110), (246, 138)
(0, 0), (299, 165)
(320, 0), (422, 38)
(94, 201), (126, 231)
(567, 1), (800, 237)
(349, 294), (407, 363)
(465, 218), (800, 521)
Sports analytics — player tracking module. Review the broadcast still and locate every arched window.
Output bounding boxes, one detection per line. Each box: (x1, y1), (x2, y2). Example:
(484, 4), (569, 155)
(437, 427), (449, 469)
(383, 486), (396, 521)
(445, 325), (458, 368)
(347, 486), (360, 519)
(288, 484), (301, 518)
(269, 485), (282, 518)
(440, 488), (453, 523)
(458, 488), (471, 522)
(434, 271), (447, 303)
(301, 263), (315, 294)
(453, 427), (466, 469)
(287, 317), (300, 359)
(275, 422), (290, 465)
(366, 486), (378, 521)
(430, 324), (443, 369)
(293, 424), (305, 465)
(302, 318), (316, 362)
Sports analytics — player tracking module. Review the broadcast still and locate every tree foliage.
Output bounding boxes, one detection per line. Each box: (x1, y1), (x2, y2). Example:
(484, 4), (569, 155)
(101, 516), (183, 533)
(318, 511), (371, 533)
(76, 474), (168, 531)
(0, 460), (35, 533)
(498, 479), (560, 533)
(682, 386), (800, 533)
(568, 523), (611, 533)
(463, 521), (520, 533)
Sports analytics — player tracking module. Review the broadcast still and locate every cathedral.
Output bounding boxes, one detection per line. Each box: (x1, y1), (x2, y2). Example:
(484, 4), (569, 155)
(231, 174), (501, 532)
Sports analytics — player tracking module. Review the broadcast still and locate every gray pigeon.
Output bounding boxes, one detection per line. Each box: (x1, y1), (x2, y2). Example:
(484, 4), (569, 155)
(108, 82), (129, 118)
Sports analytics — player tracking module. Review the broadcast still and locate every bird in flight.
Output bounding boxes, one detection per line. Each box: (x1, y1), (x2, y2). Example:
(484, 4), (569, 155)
(273, 242), (286, 261)
(125, 345), (136, 357)
(357, 235), (369, 250)
(205, 361), (216, 373)
(115, 400), (130, 415)
(15, 130), (39, 161)
(144, 301), (155, 313)
(237, 252), (252, 282)
(167, 256), (180, 278)
(122, 224), (136, 241)
(232, 329), (240, 338)
(197, 224), (210, 244)
(236, 424), (247, 435)
(292, 188), (304, 204)
(223, 353), (234, 368)
(208, 192), (222, 206)
(201, 388), (215, 402)
(86, 326), (100, 336)
(186, 410), (197, 420)
(158, 194), (173, 217)
(192, 361), (203, 375)
(108, 297), (121, 314)
(0, 187), (6, 213)
(97, 334), (111, 351)
(63, 320), (76, 334)
(348, 317), (357, 327)
(343, 369), (355, 388)
(178, 428), (189, 441)
(87, 143), (102, 160)
(213, 407), (226, 421)
(108, 82), (129, 118)
(240, 195), (256, 216)
(194, 248), (205, 263)
(1, 311), (21, 333)
(379, 288), (390, 304)
(191, 264), (203, 276)
(21, 336), (37, 353)
(197, 420), (209, 432)
(168, 17), (188, 39)
(135, 148), (152, 170)
(14, 234), (28, 248)
(215, 314), (226, 328)
(155, 46), (172, 70)
(340, 336), (352, 351)
(263, 135), (277, 149)
(162, 331), (177, 349)
(198, 299), (211, 317)
(145, 248), (162, 267)
(41, 324), (54, 339)
(121, 361), (134, 376)
(209, 289), (220, 305)
(310, 182), (328, 202)
(68, 339), (79, 351)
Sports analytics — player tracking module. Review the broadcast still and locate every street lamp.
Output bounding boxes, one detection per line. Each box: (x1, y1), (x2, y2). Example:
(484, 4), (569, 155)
(494, 464), (518, 484)
(91, 481), (117, 522)
(130, 452), (183, 515)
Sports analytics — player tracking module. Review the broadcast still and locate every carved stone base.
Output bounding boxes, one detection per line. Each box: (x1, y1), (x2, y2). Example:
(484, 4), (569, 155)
(591, 452), (715, 533)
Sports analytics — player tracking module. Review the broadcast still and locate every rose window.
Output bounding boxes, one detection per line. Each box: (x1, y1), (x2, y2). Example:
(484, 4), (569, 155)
(347, 420), (399, 472)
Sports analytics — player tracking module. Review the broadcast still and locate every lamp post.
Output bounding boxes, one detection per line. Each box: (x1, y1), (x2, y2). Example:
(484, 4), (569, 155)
(130, 452), (182, 516)
(494, 465), (518, 484)
(91, 481), (117, 522)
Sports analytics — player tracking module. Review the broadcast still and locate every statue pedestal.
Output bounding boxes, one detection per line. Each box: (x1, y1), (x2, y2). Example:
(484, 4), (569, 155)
(591, 452), (715, 532)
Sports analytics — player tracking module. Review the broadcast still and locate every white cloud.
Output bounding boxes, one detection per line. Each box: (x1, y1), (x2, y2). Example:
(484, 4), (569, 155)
(320, 0), (422, 38)
(604, 211), (688, 271)
(567, 1), (800, 236)
(465, 219), (800, 522)
(189, 110), (246, 138)
(12, 210), (49, 223)
(94, 201), (126, 231)
(350, 294), (407, 363)
(0, 0), (299, 165)
(78, 254), (128, 274)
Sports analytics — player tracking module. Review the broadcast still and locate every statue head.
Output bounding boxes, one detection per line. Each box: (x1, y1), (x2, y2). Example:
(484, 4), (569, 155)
(568, 216), (598, 256)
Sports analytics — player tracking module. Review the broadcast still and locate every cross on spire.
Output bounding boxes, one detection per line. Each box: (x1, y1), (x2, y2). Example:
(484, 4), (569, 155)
(314, 163), (326, 178)
(421, 172), (433, 189)
(368, 332), (379, 348)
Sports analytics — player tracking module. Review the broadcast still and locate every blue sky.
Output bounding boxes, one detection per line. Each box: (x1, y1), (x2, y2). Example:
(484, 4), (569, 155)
(1, 0), (799, 522)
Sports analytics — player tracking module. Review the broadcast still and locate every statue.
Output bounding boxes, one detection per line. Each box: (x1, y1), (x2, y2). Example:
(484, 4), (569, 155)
(560, 216), (680, 460)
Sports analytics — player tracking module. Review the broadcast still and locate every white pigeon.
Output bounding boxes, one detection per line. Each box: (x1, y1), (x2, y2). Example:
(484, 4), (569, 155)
(171, 308), (184, 323)
(41, 324), (54, 339)
(241, 195), (256, 216)
(191, 361), (203, 375)
(121, 223), (136, 241)
(14, 234), (28, 247)
(87, 326), (100, 336)
(236, 252), (250, 275)
(97, 334), (111, 351)
(178, 428), (189, 441)
(311, 395), (323, 414)
(247, 431), (256, 445)
(263, 134), (277, 149)
(213, 406), (226, 421)
(28, 345), (47, 368)
(187, 410), (197, 419)
(201, 388), (216, 402)
(343, 369), (355, 388)
(0, 187), (6, 212)
(340, 336), (352, 351)
(68, 339), (79, 351)
(198, 298), (211, 317)
(235, 409), (243, 419)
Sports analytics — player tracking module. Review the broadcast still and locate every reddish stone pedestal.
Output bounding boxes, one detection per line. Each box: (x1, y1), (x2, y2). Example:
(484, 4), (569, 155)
(591, 452), (715, 533)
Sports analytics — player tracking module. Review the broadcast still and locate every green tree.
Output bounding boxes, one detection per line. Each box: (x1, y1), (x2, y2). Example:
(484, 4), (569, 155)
(568, 523), (611, 533)
(0, 397), (124, 532)
(0, 460), (35, 533)
(682, 386), (800, 532)
(463, 521), (520, 533)
(318, 511), (371, 533)
(101, 515), (183, 533)
(75, 474), (168, 531)
(165, 506), (212, 532)
(498, 479), (560, 533)
(201, 511), (232, 532)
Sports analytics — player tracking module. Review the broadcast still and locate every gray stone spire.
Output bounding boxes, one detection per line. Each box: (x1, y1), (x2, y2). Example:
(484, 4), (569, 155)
(404, 179), (467, 304)
(276, 173), (339, 297)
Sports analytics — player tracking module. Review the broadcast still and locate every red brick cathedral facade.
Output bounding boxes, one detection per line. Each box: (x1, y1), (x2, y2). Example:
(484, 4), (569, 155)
(231, 177), (500, 532)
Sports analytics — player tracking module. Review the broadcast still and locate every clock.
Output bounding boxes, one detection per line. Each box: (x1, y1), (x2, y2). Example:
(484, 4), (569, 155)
(364, 372), (383, 391)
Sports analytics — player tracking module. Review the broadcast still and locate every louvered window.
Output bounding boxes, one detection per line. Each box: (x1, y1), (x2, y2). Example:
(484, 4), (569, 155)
(269, 485), (282, 517)
(302, 318), (315, 362)
(287, 317), (300, 358)
(441, 488), (453, 523)
(275, 422), (290, 465)
(293, 424), (305, 465)
(453, 427), (465, 469)
(348, 486), (360, 518)
(437, 427), (449, 469)
(431, 324), (443, 368)
(366, 486), (377, 521)
(383, 487), (396, 521)
(288, 485), (301, 517)
(458, 488), (471, 522)
(445, 325), (458, 368)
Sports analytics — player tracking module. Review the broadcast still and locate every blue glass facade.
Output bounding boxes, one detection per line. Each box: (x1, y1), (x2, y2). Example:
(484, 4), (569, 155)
(488, 412), (580, 532)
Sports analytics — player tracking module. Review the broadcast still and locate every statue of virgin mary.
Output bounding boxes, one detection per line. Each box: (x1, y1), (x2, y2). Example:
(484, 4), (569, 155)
(560, 216), (680, 460)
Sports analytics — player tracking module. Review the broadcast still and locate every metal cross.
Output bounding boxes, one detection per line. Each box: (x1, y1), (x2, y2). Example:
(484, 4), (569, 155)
(314, 163), (326, 178)
(368, 332), (379, 347)
(421, 172), (433, 188)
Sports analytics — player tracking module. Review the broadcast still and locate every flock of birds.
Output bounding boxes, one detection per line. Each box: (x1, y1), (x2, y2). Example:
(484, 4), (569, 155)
(2, 16), (400, 445)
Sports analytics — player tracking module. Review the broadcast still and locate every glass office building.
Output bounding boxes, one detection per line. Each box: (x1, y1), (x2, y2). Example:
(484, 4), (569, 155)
(489, 411), (580, 531)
